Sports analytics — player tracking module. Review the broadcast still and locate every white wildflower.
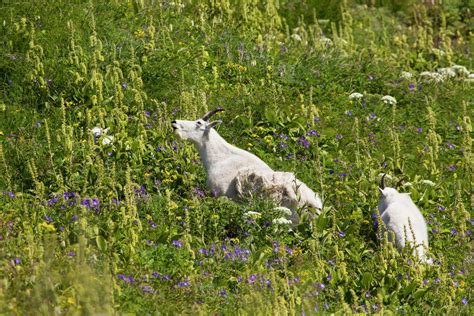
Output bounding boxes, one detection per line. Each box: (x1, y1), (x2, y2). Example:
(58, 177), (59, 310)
(319, 37), (333, 45)
(91, 127), (109, 137)
(450, 65), (470, 77)
(420, 71), (444, 83)
(400, 182), (413, 187)
(272, 217), (293, 225)
(348, 92), (364, 100)
(420, 179), (435, 186)
(272, 206), (292, 216)
(244, 211), (261, 218)
(468, 73), (474, 79)
(381, 95), (397, 105)
(291, 34), (302, 42)
(437, 67), (456, 78)
(91, 127), (113, 145)
(102, 135), (114, 146)
(400, 71), (413, 79)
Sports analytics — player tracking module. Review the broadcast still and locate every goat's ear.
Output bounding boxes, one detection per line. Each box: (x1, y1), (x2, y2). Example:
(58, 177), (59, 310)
(208, 120), (222, 129)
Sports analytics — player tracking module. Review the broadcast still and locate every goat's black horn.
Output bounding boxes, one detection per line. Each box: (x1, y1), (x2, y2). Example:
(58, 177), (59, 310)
(395, 177), (405, 189)
(380, 174), (386, 189)
(202, 107), (224, 121)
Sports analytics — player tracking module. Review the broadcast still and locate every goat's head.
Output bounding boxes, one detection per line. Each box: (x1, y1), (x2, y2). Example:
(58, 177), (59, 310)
(378, 173), (410, 209)
(171, 108), (224, 143)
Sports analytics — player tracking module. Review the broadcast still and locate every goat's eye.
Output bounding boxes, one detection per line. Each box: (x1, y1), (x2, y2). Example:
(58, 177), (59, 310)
(196, 121), (202, 126)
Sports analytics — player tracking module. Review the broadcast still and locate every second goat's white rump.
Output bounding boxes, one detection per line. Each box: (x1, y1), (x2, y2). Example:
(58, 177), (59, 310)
(377, 175), (431, 264)
(171, 108), (322, 222)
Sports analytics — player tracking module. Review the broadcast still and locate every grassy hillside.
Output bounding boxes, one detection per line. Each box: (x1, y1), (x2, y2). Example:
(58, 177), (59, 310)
(0, 0), (472, 314)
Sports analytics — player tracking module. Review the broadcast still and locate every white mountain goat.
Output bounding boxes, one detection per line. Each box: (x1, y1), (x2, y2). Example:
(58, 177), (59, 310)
(171, 108), (322, 222)
(377, 174), (431, 264)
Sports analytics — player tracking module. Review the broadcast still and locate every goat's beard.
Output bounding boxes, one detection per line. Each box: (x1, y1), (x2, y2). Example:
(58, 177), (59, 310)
(173, 129), (187, 140)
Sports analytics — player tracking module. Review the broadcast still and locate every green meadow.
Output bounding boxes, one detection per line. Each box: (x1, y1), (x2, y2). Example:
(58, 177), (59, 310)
(0, 0), (472, 314)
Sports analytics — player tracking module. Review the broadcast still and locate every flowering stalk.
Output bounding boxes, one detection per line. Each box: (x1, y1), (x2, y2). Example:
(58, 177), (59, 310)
(461, 102), (472, 184)
(426, 107), (440, 175)
(391, 103), (401, 169)
(0, 143), (12, 189)
(28, 158), (44, 197)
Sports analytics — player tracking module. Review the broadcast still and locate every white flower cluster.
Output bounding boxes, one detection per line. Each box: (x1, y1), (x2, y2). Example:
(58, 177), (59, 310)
(243, 211), (261, 218)
(291, 34), (302, 42)
(419, 179), (435, 186)
(381, 95), (397, 105)
(348, 92), (364, 100)
(272, 217), (293, 225)
(272, 206), (292, 216)
(420, 64), (471, 83)
(400, 71), (413, 79)
(91, 127), (114, 145)
(420, 71), (445, 83)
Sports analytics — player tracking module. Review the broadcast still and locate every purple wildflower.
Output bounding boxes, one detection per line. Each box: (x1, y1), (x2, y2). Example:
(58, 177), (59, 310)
(141, 285), (154, 294)
(121, 82), (128, 89)
(462, 298), (468, 305)
(92, 198), (100, 207)
(68, 251), (76, 257)
(416, 127), (423, 133)
(449, 165), (455, 172)
(148, 219), (157, 229)
(44, 215), (53, 223)
(298, 136), (310, 148)
(117, 274), (134, 283)
(338, 231), (345, 238)
(193, 187), (205, 198)
(335, 133), (343, 140)
(172, 240), (183, 248)
(48, 196), (59, 206)
(248, 274), (258, 284)
(177, 280), (190, 287)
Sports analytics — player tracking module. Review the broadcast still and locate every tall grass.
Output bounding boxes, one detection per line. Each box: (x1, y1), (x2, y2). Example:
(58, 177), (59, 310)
(0, 0), (472, 314)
